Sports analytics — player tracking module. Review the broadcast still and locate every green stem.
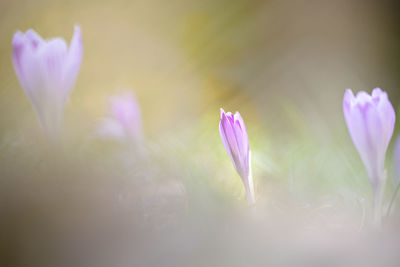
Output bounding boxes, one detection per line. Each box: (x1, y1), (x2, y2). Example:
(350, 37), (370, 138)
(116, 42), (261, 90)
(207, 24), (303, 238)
(372, 171), (386, 228)
(246, 151), (255, 206)
(386, 181), (400, 218)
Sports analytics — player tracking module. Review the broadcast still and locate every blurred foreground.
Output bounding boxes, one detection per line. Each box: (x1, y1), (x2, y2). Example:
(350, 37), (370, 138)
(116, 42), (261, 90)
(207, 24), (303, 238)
(1, 126), (400, 267)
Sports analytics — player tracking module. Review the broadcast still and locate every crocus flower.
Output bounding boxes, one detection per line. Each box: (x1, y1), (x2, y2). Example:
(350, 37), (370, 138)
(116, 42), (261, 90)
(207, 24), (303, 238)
(12, 26), (83, 139)
(343, 88), (395, 223)
(219, 108), (255, 205)
(97, 91), (142, 144)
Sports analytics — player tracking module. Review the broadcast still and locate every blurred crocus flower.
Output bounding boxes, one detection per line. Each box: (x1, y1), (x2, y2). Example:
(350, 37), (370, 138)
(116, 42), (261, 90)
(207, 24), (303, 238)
(219, 108), (255, 205)
(343, 88), (395, 223)
(12, 26), (83, 139)
(98, 92), (143, 144)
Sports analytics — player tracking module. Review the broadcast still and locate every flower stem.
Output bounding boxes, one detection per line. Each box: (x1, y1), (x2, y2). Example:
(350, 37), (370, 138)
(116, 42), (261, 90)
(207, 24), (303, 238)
(372, 171), (387, 228)
(245, 185), (255, 206)
(373, 190), (383, 227)
(386, 181), (400, 218)
(246, 151), (255, 206)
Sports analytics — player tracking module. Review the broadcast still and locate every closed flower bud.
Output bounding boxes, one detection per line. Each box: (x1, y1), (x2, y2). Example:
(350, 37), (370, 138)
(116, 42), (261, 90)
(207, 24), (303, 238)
(219, 108), (255, 205)
(98, 91), (142, 144)
(343, 88), (395, 224)
(12, 26), (83, 139)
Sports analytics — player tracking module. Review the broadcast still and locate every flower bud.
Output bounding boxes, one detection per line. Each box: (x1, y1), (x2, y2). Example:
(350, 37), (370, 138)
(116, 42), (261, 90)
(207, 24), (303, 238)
(12, 26), (83, 139)
(219, 108), (254, 205)
(98, 91), (142, 144)
(343, 88), (395, 190)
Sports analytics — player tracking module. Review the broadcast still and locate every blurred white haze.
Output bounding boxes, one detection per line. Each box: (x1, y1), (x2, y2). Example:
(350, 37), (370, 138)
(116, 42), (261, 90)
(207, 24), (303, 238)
(1, 0), (400, 266)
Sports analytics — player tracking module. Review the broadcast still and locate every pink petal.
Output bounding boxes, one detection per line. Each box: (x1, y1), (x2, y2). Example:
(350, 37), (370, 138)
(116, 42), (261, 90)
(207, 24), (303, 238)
(64, 25), (83, 95)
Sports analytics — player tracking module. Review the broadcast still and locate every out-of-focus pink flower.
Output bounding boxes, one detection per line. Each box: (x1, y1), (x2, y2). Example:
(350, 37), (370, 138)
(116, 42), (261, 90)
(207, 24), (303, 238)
(343, 88), (395, 190)
(343, 88), (395, 224)
(12, 26), (83, 138)
(98, 92), (142, 144)
(219, 108), (255, 205)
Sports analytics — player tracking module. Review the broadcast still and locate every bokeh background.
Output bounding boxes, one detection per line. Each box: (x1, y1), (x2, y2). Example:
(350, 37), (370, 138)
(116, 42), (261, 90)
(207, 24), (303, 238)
(1, 0), (400, 266)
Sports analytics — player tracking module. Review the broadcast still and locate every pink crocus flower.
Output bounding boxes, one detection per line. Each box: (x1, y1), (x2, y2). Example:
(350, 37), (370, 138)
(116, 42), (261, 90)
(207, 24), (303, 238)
(219, 108), (255, 205)
(12, 26), (83, 139)
(98, 91), (143, 144)
(343, 88), (395, 224)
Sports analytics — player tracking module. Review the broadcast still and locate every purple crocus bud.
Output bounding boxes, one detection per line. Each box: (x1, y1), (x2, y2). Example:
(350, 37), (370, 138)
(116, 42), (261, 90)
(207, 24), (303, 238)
(97, 91), (142, 144)
(343, 88), (395, 224)
(12, 26), (83, 139)
(219, 108), (255, 205)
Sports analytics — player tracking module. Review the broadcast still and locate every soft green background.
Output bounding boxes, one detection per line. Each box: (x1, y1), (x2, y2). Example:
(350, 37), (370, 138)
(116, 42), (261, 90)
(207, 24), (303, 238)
(1, 0), (399, 190)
